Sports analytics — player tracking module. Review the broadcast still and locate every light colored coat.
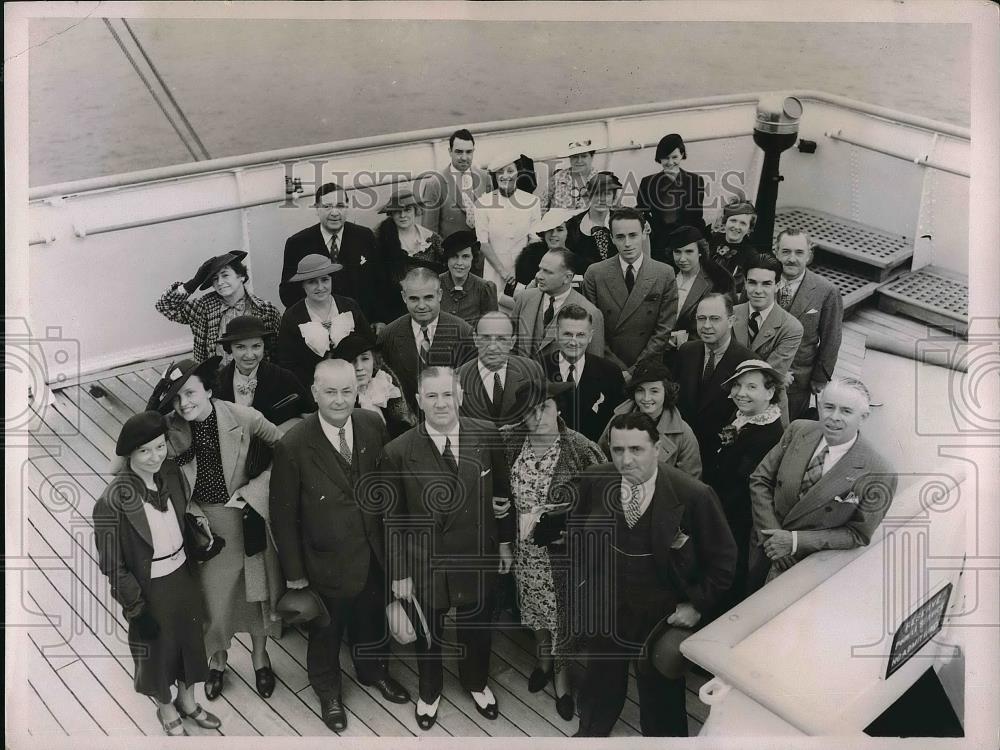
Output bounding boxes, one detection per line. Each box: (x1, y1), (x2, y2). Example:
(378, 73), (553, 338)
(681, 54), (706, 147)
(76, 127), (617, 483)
(511, 286), (605, 360)
(598, 400), (703, 479)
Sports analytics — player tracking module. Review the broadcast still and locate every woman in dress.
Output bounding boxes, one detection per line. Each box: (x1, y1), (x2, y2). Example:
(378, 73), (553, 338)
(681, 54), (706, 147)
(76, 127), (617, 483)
(541, 139), (598, 211)
(637, 133), (706, 255)
(93, 411), (222, 736)
(706, 359), (785, 609)
(473, 150), (542, 306)
(377, 184), (446, 321)
(598, 358), (702, 479)
(503, 380), (605, 721)
(707, 198), (761, 302)
(276, 254), (372, 394)
(147, 357), (284, 701)
(155, 250), (281, 365)
(330, 330), (416, 440)
(564, 171), (622, 272)
(515, 208), (577, 287)
(438, 230), (498, 327)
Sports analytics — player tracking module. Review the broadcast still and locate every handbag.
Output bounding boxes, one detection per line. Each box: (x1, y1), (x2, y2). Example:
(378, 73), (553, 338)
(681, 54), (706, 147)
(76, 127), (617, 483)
(244, 436), (273, 480)
(242, 504), (268, 557)
(386, 596), (431, 646)
(531, 510), (568, 547)
(182, 512), (226, 563)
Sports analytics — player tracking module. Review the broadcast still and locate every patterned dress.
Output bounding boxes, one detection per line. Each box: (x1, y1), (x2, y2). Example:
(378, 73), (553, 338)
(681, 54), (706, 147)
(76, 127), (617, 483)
(542, 167), (598, 211)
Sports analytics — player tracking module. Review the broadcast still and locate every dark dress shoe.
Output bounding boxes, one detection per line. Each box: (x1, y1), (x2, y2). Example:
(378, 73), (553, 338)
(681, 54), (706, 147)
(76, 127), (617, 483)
(527, 667), (552, 693)
(255, 666), (276, 698)
(555, 692), (575, 721)
(362, 676), (410, 704)
(204, 669), (224, 701)
(319, 694), (348, 733)
(415, 701), (439, 731)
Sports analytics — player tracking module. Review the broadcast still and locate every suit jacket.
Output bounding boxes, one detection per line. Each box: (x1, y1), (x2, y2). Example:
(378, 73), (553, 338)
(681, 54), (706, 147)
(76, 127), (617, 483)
(269, 410), (389, 598)
(379, 417), (515, 610)
(280, 221), (384, 320)
(276, 295), (371, 394)
(785, 269), (844, 393)
(93, 462), (192, 621)
(732, 303), (804, 378)
(749, 420), (897, 575)
(214, 360), (309, 428)
(569, 463), (736, 625)
(583, 257), (678, 372)
(542, 350), (624, 444)
(637, 169), (706, 251)
(598, 401), (703, 479)
(674, 269), (715, 338)
(419, 166), (493, 242)
(458, 354), (545, 426)
(511, 287), (605, 360)
(675, 338), (756, 468)
(376, 311), (476, 411)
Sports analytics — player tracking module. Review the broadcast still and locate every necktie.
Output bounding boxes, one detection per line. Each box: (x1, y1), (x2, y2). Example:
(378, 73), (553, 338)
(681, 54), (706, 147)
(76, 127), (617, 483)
(329, 234), (339, 262)
(567, 362), (576, 383)
(702, 348), (717, 382)
(419, 326), (431, 367)
(338, 427), (352, 465)
(543, 295), (555, 328)
(622, 483), (643, 528)
(491, 371), (504, 416)
(777, 284), (792, 310)
(748, 311), (760, 340)
(442, 436), (458, 472)
(625, 264), (636, 293)
(799, 444), (829, 497)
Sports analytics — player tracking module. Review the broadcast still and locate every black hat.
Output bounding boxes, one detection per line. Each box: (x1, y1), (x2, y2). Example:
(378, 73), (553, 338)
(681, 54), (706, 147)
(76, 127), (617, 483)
(442, 230), (480, 260)
(330, 331), (377, 364)
(276, 588), (331, 628)
(198, 250), (248, 291)
(654, 133), (686, 163)
(115, 410), (169, 456)
(217, 315), (270, 345)
(147, 357), (222, 415)
(515, 379), (573, 412)
(625, 359), (676, 396)
(664, 225), (705, 250)
(586, 171), (623, 194)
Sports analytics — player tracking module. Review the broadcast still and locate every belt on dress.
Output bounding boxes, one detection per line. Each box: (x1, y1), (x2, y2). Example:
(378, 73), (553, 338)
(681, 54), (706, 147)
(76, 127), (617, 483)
(151, 543), (185, 563)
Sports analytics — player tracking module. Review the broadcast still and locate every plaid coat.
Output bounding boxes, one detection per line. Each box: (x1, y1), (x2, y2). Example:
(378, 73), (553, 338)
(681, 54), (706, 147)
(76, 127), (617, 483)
(155, 282), (282, 363)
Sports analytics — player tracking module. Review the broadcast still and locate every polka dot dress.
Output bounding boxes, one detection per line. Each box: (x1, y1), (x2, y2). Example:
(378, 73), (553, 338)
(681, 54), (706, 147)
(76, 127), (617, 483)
(178, 406), (230, 505)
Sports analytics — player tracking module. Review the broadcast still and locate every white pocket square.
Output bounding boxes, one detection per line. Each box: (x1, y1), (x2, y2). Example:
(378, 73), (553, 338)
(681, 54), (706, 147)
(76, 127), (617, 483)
(670, 529), (690, 549)
(480, 469), (491, 477)
(805, 308), (819, 315)
(592, 393), (605, 413)
(359, 255), (367, 265)
(834, 492), (860, 505)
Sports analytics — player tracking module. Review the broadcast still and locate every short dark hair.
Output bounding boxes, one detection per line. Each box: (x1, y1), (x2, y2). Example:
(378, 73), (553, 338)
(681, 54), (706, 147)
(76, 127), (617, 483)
(544, 247), (577, 274)
(449, 129), (475, 149)
(609, 207), (647, 233)
(314, 181), (346, 205)
(220, 334), (264, 355)
(187, 370), (216, 396)
(607, 412), (659, 445)
(745, 253), (783, 283)
(225, 259), (250, 284)
(556, 302), (592, 326)
(697, 292), (734, 317)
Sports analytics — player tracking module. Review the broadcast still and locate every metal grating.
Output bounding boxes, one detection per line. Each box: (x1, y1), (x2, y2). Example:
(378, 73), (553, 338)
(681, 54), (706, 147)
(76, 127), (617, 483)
(811, 262), (872, 297)
(879, 268), (968, 319)
(774, 207), (913, 270)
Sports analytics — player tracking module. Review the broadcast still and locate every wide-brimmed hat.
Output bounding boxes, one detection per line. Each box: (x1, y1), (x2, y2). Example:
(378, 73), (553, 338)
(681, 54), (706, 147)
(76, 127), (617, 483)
(378, 184), (422, 214)
(721, 358), (783, 388)
(289, 253), (344, 283)
(331, 330), (377, 363)
(531, 208), (577, 236)
(586, 171), (623, 195)
(116, 410), (169, 456)
(564, 138), (596, 157)
(147, 357), (222, 415)
(386, 596), (431, 646)
(442, 230), (480, 260)
(654, 133), (686, 163)
(664, 225), (706, 251)
(217, 315), (270, 345)
(198, 250), (248, 291)
(625, 359), (677, 395)
(276, 588), (331, 628)
(487, 148), (523, 173)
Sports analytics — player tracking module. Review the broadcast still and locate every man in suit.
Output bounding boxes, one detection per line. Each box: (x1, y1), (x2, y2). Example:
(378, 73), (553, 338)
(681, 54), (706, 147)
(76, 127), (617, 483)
(280, 182), (388, 326)
(732, 254), (804, 422)
(377, 267), (476, 411)
(270, 360), (410, 732)
(570, 412), (736, 736)
(457, 311), (545, 426)
(773, 229), (844, 419)
(541, 303), (623, 443)
(511, 248), (605, 360)
(379, 366), (515, 730)
(748, 377), (897, 588)
(419, 129), (493, 276)
(582, 207), (678, 379)
(674, 293), (756, 469)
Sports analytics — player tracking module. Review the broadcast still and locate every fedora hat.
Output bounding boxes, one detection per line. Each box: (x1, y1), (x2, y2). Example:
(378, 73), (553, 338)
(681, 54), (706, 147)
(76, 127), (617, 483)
(276, 588), (331, 628)
(530, 208), (576, 236)
(217, 315), (270, 345)
(197, 250), (248, 291)
(644, 611), (691, 679)
(289, 253), (344, 283)
(147, 357), (222, 415)
(386, 595), (431, 646)
(116, 410), (169, 457)
(564, 138), (596, 157)
(330, 330), (377, 364)
(721, 358), (782, 389)
(378, 184), (422, 214)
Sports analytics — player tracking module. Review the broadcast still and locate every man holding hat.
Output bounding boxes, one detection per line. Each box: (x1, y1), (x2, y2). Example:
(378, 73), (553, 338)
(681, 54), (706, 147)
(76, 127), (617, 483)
(565, 171), (623, 271)
(438, 230), (498, 327)
(156, 250), (281, 364)
(570, 411), (736, 736)
(270, 359), (410, 732)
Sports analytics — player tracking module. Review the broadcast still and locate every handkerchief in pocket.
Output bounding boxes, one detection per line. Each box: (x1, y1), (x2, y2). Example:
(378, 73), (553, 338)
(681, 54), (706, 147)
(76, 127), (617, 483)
(805, 308), (819, 315)
(299, 321), (332, 357)
(670, 529), (690, 549)
(592, 393), (605, 413)
(834, 491), (860, 505)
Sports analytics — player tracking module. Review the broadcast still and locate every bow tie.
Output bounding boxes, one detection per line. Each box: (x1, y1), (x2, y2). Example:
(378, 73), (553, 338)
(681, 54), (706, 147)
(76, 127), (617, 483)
(236, 378), (257, 396)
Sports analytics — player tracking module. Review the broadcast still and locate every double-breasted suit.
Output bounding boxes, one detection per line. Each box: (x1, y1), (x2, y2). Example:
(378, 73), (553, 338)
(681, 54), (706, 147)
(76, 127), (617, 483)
(582, 257), (678, 372)
(732, 302), (804, 422)
(511, 286), (605, 360)
(457, 354), (545, 426)
(748, 419), (897, 587)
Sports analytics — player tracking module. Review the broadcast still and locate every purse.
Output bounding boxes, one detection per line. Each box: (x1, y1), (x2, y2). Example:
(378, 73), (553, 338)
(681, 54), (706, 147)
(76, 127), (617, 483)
(182, 512), (226, 563)
(244, 437), (273, 480)
(242, 504), (268, 557)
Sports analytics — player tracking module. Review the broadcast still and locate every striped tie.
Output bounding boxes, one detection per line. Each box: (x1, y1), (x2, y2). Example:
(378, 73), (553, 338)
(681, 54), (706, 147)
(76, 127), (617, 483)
(748, 311), (761, 340)
(419, 326), (431, 367)
(799, 444), (829, 497)
(338, 427), (352, 465)
(622, 483), (643, 528)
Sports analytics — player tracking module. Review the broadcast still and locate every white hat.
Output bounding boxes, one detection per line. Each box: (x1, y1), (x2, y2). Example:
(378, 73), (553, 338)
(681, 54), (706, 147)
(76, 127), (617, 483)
(564, 138), (596, 157)
(487, 149), (522, 173)
(531, 208), (577, 235)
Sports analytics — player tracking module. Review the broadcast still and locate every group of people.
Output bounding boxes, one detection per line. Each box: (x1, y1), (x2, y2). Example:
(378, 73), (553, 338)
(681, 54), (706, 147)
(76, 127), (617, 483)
(95, 127), (896, 738)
